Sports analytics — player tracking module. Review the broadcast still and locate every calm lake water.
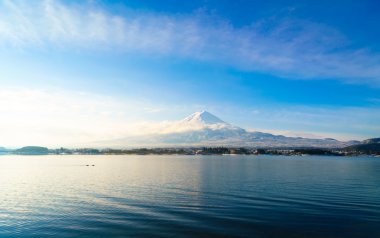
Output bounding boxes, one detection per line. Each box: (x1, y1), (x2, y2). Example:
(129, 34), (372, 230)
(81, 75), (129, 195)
(0, 155), (379, 238)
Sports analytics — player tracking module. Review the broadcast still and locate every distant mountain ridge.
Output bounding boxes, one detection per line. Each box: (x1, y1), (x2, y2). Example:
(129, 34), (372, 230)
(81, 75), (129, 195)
(104, 111), (360, 148)
(362, 138), (380, 144)
(15, 146), (49, 155)
(344, 138), (380, 153)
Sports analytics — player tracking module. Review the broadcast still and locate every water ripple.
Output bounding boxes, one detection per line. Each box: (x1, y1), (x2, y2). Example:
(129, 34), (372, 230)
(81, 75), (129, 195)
(0, 155), (379, 237)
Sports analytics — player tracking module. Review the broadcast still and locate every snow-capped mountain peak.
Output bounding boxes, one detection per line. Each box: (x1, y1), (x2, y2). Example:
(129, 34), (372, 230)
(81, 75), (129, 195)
(182, 111), (226, 125)
(103, 111), (358, 148)
(163, 111), (242, 134)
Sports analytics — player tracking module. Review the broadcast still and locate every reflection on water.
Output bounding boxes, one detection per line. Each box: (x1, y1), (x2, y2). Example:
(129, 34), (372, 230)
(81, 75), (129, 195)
(0, 155), (379, 237)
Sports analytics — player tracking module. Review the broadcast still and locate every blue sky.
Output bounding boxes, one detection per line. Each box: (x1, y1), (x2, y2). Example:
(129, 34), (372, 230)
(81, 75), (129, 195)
(0, 0), (380, 146)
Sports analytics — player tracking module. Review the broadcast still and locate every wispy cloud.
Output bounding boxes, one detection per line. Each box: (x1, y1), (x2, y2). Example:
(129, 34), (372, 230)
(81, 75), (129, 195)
(0, 87), (161, 147)
(0, 87), (378, 147)
(241, 105), (380, 140)
(0, 87), (206, 147)
(1, 0), (380, 84)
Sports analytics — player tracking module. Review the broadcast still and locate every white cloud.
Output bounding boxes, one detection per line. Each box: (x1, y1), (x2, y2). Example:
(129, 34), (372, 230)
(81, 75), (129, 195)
(0, 88), (155, 147)
(132, 117), (231, 136)
(127, 104), (380, 142)
(0, 0), (380, 84)
(241, 105), (380, 140)
(0, 87), (209, 147)
(246, 129), (356, 141)
(0, 87), (378, 147)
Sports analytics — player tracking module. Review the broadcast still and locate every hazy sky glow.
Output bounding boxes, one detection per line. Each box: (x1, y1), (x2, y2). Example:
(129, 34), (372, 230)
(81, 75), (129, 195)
(1, 0), (380, 147)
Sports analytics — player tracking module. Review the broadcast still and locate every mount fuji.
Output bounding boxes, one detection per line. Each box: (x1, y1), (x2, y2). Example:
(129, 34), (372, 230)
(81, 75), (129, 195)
(103, 111), (358, 148)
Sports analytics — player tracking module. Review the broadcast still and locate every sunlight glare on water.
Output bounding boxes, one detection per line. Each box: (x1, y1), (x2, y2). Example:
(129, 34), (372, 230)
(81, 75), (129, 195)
(0, 155), (379, 238)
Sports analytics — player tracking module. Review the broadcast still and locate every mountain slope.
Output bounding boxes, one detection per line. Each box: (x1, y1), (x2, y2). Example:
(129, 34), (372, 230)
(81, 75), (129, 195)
(362, 138), (380, 144)
(102, 111), (358, 148)
(344, 138), (380, 153)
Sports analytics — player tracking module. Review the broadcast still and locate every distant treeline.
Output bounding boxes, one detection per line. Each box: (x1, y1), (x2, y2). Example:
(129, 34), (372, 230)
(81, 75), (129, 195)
(5, 145), (380, 156)
(343, 143), (380, 155)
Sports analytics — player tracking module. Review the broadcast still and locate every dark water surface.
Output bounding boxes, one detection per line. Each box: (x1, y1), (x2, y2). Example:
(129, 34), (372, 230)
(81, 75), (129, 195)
(0, 155), (379, 238)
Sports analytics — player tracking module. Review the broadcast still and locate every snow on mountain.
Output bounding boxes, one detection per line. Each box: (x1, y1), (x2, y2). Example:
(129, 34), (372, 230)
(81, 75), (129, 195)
(102, 111), (358, 148)
(182, 111), (226, 125)
(173, 111), (242, 131)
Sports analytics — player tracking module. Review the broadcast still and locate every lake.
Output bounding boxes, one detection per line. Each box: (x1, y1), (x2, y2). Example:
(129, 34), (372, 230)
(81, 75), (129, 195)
(0, 155), (379, 238)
